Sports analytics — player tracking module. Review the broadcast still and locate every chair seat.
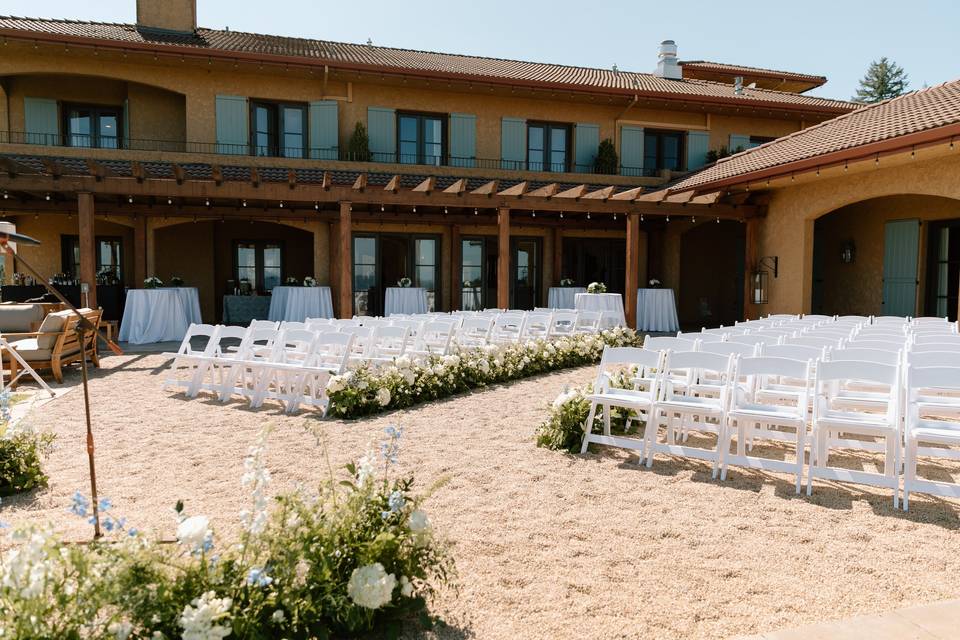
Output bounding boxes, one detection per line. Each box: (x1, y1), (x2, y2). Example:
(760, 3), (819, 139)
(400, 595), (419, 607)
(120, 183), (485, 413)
(587, 389), (653, 408)
(910, 419), (960, 445)
(658, 396), (724, 417)
(817, 410), (896, 434)
(728, 403), (805, 426)
(7, 339), (54, 361)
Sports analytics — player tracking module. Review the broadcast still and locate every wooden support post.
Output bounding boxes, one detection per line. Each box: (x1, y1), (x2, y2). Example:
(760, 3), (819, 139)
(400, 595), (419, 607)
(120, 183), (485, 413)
(497, 207), (510, 310)
(449, 224), (461, 312)
(625, 212), (640, 329)
(133, 215), (146, 286)
(552, 226), (563, 285)
(338, 201), (353, 319)
(743, 217), (761, 321)
(78, 192), (97, 309)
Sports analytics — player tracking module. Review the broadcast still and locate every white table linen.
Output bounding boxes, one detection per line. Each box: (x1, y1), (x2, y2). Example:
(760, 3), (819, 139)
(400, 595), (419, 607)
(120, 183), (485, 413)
(268, 286), (334, 322)
(575, 293), (626, 329)
(636, 288), (680, 333)
(119, 288), (191, 344)
(385, 287), (428, 316)
(160, 287), (202, 326)
(547, 286), (587, 309)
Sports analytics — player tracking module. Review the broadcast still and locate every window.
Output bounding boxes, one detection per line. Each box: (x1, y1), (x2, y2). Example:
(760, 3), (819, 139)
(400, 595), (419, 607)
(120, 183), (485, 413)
(527, 123), (570, 172)
(353, 236), (377, 316)
(234, 241), (284, 293)
(749, 135), (776, 147)
(927, 222), (960, 321)
(643, 129), (684, 175)
(250, 101), (307, 158)
(60, 235), (123, 281)
(397, 113), (445, 165)
(414, 238), (438, 311)
(64, 104), (122, 149)
(461, 239), (485, 311)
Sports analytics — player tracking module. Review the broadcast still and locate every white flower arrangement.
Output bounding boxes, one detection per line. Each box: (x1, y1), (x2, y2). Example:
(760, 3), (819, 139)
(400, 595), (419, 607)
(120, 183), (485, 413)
(397, 277), (412, 288)
(179, 590), (233, 640)
(143, 276), (163, 289)
(648, 278), (662, 288)
(586, 282), (607, 294)
(559, 278), (575, 287)
(347, 563), (397, 610)
(170, 276), (185, 287)
(303, 276), (317, 287)
(285, 276), (300, 286)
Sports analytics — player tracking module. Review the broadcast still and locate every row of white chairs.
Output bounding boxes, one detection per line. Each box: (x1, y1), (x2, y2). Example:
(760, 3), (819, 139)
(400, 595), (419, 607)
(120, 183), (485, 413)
(582, 317), (960, 510)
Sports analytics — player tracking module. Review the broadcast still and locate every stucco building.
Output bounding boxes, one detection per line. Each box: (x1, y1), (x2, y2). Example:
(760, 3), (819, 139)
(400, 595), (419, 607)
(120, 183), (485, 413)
(0, 0), (858, 327)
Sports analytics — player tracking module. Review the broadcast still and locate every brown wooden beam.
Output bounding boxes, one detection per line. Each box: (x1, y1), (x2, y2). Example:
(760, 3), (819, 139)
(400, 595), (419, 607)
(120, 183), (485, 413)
(443, 178), (467, 195)
(352, 173), (367, 191)
(338, 201), (353, 318)
(552, 226), (563, 286)
(131, 161), (145, 184)
(555, 184), (588, 199)
(449, 224), (461, 311)
(211, 165), (223, 186)
(384, 175), (401, 192)
(78, 192), (98, 308)
(498, 181), (527, 197)
(625, 212), (640, 329)
(133, 214), (147, 285)
(171, 163), (185, 185)
(582, 186), (615, 200)
(743, 216), (761, 321)
(471, 180), (498, 196)
(497, 207), (510, 309)
(528, 182), (558, 198)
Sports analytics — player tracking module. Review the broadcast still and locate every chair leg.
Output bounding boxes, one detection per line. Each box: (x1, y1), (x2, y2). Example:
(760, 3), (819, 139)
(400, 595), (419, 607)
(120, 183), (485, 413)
(904, 436), (916, 512)
(713, 417), (729, 480)
(645, 409), (660, 468)
(806, 428), (818, 497)
(795, 426), (805, 494)
(579, 402), (599, 454)
(603, 404), (611, 437)
(51, 359), (64, 384)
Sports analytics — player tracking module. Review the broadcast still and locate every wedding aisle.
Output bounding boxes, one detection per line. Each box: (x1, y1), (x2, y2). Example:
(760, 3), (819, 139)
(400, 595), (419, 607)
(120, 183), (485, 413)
(4, 353), (960, 639)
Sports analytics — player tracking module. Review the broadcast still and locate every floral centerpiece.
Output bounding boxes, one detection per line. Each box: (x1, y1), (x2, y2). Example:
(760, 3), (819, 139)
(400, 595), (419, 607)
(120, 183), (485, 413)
(303, 276), (317, 287)
(143, 276), (163, 289)
(559, 278), (575, 287)
(285, 276), (300, 286)
(648, 278), (662, 288)
(170, 276), (185, 287)
(586, 282), (607, 294)
(96, 268), (119, 286)
(397, 277), (412, 288)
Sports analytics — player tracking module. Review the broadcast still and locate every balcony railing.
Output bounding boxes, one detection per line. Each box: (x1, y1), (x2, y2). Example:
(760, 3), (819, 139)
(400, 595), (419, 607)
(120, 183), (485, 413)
(0, 131), (662, 178)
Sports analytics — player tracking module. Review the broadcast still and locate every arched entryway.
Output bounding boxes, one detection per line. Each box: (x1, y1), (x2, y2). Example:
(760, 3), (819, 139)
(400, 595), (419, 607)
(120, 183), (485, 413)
(678, 221), (745, 328)
(811, 194), (960, 319)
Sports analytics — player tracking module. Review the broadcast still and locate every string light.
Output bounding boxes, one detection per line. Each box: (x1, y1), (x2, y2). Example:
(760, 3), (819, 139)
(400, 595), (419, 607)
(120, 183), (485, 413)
(612, 213), (617, 221)
(586, 212), (590, 219)
(314, 202), (319, 210)
(716, 216), (720, 224)
(279, 201), (284, 208)
(559, 211), (564, 219)
(531, 210), (536, 218)
(474, 208), (478, 215)
(127, 195), (132, 203)
(816, 167), (820, 176)
(640, 214), (644, 222)
(242, 199), (247, 207)
(691, 216), (696, 223)
(444, 207), (448, 214)
(844, 161), (848, 172)
(875, 154), (879, 165)
(412, 205), (417, 213)
(167, 197), (173, 205)
(205, 198), (210, 207)
(2, 191), (6, 199)
(381, 204), (385, 212)
(911, 146), (916, 158)
(666, 215), (670, 223)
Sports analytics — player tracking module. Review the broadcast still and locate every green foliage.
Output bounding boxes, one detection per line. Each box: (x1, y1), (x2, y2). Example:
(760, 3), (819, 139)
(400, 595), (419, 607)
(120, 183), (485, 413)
(853, 57), (909, 103)
(535, 380), (636, 453)
(348, 122), (372, 161)
(0, 430), (54, 497)
(327, 328), (645, 419)
(593, 138), (618, 174)
(705, 145), (744, 164)
(0, 429), (454, 638)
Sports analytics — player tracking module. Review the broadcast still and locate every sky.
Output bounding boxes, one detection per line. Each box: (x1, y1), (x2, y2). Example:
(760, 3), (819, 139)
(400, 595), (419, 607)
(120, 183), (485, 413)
(2, 0), (958, 100)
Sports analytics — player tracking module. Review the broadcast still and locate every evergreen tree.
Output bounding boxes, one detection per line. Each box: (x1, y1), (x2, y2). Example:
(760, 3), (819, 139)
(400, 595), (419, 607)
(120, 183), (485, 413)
(853, 57), (909, 103)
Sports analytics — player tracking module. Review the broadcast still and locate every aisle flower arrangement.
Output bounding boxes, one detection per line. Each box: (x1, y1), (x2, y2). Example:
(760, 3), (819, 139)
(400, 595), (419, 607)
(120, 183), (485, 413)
(586, 282), (607, 294)
(0, 426), (454, 638)
(327, 327), (643, 419)
(535, 377), (636, 453)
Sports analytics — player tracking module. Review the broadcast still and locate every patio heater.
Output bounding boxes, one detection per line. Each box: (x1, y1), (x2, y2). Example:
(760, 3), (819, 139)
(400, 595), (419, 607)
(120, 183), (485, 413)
(752, 256), (778, 305)
(0, 222), (123, 539)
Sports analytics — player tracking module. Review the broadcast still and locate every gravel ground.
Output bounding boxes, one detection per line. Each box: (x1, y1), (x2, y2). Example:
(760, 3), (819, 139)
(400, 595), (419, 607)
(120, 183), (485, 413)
(3, 353), (960, 640)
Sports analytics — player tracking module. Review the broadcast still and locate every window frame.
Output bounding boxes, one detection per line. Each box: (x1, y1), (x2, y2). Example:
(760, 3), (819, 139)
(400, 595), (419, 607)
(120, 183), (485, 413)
(249, 100), (308, 158)
(62, 102), (123, 150)
(60, 234), (124, 280)
(395, 111), (447, 166)
(232, 239), (286, 294)
(526, 121), (572, 173)
(643, 128), (686, 175)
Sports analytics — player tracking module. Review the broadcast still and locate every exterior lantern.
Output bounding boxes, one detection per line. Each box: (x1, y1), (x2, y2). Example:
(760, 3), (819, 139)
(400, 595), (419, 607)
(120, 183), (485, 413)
(841, 240), (856, 264)
(752, 269), (769, 305)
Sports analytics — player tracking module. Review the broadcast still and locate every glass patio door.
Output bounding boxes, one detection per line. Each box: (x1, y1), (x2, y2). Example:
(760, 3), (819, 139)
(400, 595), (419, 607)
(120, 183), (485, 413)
(511, 238), (540, 310)
(352, 234), (440, 316)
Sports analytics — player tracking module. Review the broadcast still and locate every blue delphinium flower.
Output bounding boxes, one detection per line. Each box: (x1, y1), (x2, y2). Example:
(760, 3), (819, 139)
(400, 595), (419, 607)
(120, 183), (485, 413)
(98, 497), (112, 513)
(69, 491), (89, 517)
(247, 567), (273, 587)
(382, 489), (406, 519)
(380, 425), (403, 465)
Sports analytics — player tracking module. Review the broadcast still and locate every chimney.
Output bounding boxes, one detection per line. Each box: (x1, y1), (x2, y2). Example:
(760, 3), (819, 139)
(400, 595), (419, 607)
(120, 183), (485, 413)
(655, 40), (682, 80)
(136, 0), (197, 34)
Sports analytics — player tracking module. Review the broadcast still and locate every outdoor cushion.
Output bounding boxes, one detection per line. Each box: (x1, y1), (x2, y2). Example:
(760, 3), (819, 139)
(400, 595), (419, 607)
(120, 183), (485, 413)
(7, 338), (53, 361)
(0, 304), (44, 333)
(34, 310), (70, 349)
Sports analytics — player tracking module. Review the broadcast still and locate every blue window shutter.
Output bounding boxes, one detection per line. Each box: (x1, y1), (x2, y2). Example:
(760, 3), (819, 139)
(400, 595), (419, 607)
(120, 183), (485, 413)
(619, 125), (644, 176)
(881, 219), (920, 316)
(500, 117), (526, 169)
(449, 113), (477, 168)
(367, 107), (396, 162)
(728, 134), (752, 153)
(574, 123), (600, 173)
(686, 130), (710, 170)
(215, 95), (248, 155)
(309, 100), (339, 160)
(23, 97), (59, 145)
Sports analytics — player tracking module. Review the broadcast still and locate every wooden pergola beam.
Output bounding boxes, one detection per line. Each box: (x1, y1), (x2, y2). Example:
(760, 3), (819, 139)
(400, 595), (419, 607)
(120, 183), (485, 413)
(352, 173), (367, 191)
(582, 185), (615, 200)
(211, 165), (223, 186)
(171, 163), (185, 185)
(287, 168), (297, 190)
(250, 167), (260, 187)
(41, 158), (64, 180)
(442, 178), (467, 195)
(610, 185), (645, 202)
(85, 159), (112, 182)
(498, 181), (528, 197)
(321, 171), (331, 190)
(412, 176), (436, 193)
(131, 161), (145, 184)
(554, 184), (588, 199)
(471, 180), (498, 196)
(384, 175), (401, 192)
(0, 157), (36, 178)
(527, 182), (559, 198)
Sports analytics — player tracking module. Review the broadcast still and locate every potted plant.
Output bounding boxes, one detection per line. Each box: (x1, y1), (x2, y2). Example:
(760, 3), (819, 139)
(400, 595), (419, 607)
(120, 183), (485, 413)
(303, 276), (317, 287)
(586, 282), (607, 294)
(397, 277), (412, 288)
(170, 276), (185, 287)
(559, 278), (575, 287)
(348, 122), (372, 162)
(143, 276), (163, 289)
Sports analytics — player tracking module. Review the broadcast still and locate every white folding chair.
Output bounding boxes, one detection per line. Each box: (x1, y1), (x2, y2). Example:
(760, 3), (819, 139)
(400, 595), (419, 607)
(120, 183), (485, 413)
(903, 365), (960, 510)
(807, 359), (902, 507)
(305, 318), (332, 332)
(456, 316), (494, 347)
(162, 323), (221, 397)
(548, 310), (578, 338)
(522, 312), (553, 341)
(581, 347), (664, 458)
(340, 325), (375, 360)
(411, 321), (454, 357)
(249, 319), (280, 330)
(279, 320), (308, 332)
(370, 325), (411, 363)
(250, 329), (318, 410)
(490, 313), (527, 344)
(312, 332), (354, 375)
(645, 350), (735, 474)
(574, 311), (602, 335)
(217, 327), (280, 402)
(721, 356), (812, 492)
(785, 335), (845, 351)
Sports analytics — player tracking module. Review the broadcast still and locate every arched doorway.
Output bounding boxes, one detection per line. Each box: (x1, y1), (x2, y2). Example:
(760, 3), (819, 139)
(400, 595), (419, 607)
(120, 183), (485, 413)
(678, 221), (745, 328)
(811, 195), (960, 319)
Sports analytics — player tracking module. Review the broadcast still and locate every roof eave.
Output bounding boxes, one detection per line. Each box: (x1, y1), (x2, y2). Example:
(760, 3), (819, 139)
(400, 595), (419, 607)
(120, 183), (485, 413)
(0, 28), (855, 117)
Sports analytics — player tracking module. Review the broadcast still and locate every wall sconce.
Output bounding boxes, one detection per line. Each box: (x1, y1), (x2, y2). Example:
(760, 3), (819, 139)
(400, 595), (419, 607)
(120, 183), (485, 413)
(751, 256), (778, 305)
(841, 240), (856, 264)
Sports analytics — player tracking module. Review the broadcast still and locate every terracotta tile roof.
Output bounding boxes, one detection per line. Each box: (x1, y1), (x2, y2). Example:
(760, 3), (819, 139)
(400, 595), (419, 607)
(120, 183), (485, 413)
(679, 60), (826, 86)
(668, 80), (960, 193)
(0, 16), (855, 114)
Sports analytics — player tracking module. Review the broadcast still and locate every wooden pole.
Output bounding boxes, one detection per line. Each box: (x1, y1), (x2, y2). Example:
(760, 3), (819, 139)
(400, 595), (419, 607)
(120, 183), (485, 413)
(625, 212), (640, 328)
(449, 224), (461, 312)
(77, 192), (98, 309)
(497, 207), (510, 310)
(338, 201), (353, 319)
(133, 214), (146, 286)
(552, 226), (563, 285)
(743, 217), (761, 321)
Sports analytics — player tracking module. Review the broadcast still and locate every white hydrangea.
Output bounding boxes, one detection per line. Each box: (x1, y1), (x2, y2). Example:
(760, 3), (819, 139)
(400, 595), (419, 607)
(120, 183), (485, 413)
(399, 575), (414, 598)
(107, 620), (133, 640)
(356, 451), (377, 485)
(176, 516), (212, 552)
(179, 591), (232, 640)
(326, 375), (345, 393)
(552, 388), (578, 409)
(347, 563), (397, 609)
(376, 387), (391, 407)
(1, 528), (54, 599)
(408, 509), (432, 546)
